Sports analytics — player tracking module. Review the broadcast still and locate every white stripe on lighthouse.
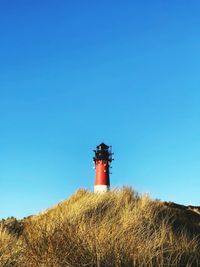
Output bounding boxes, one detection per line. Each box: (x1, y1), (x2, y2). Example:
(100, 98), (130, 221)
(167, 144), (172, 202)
(94, 185), (110, 193)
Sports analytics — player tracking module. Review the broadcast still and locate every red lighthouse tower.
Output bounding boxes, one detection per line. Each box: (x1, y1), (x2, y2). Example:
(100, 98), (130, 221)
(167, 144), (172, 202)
(93, 143), (113, 193)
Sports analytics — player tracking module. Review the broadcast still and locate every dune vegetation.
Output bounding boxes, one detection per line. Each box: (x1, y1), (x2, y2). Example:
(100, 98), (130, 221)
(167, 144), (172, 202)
(1, 187), (200, 266)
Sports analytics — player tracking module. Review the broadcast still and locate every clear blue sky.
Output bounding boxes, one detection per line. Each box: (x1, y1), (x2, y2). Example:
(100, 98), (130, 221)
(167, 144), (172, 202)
(0, 1), (200, 218)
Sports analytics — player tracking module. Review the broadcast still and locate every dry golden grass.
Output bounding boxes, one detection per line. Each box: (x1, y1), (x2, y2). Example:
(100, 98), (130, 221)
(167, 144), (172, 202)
(0, 225), (22, 266)
(1, 187), (200, 266)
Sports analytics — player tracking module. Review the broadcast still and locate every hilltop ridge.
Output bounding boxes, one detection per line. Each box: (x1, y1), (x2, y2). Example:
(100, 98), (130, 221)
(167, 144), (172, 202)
(1, 187), (200, 266)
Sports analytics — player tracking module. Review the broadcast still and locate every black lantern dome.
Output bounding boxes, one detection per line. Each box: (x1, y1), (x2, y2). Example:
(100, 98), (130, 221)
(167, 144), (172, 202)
(93, 142), (113, 162)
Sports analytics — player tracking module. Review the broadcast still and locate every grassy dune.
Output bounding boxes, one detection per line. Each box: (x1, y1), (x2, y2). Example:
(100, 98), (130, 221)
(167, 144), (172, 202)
(1, 187), (200, 266)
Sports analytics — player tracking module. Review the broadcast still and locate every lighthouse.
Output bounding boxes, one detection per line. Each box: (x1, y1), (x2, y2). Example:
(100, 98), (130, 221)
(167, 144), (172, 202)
(93, 143), (113, 193)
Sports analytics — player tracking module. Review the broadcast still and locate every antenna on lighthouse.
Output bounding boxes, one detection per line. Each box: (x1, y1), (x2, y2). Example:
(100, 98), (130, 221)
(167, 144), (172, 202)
(93, 142), (113, 193)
